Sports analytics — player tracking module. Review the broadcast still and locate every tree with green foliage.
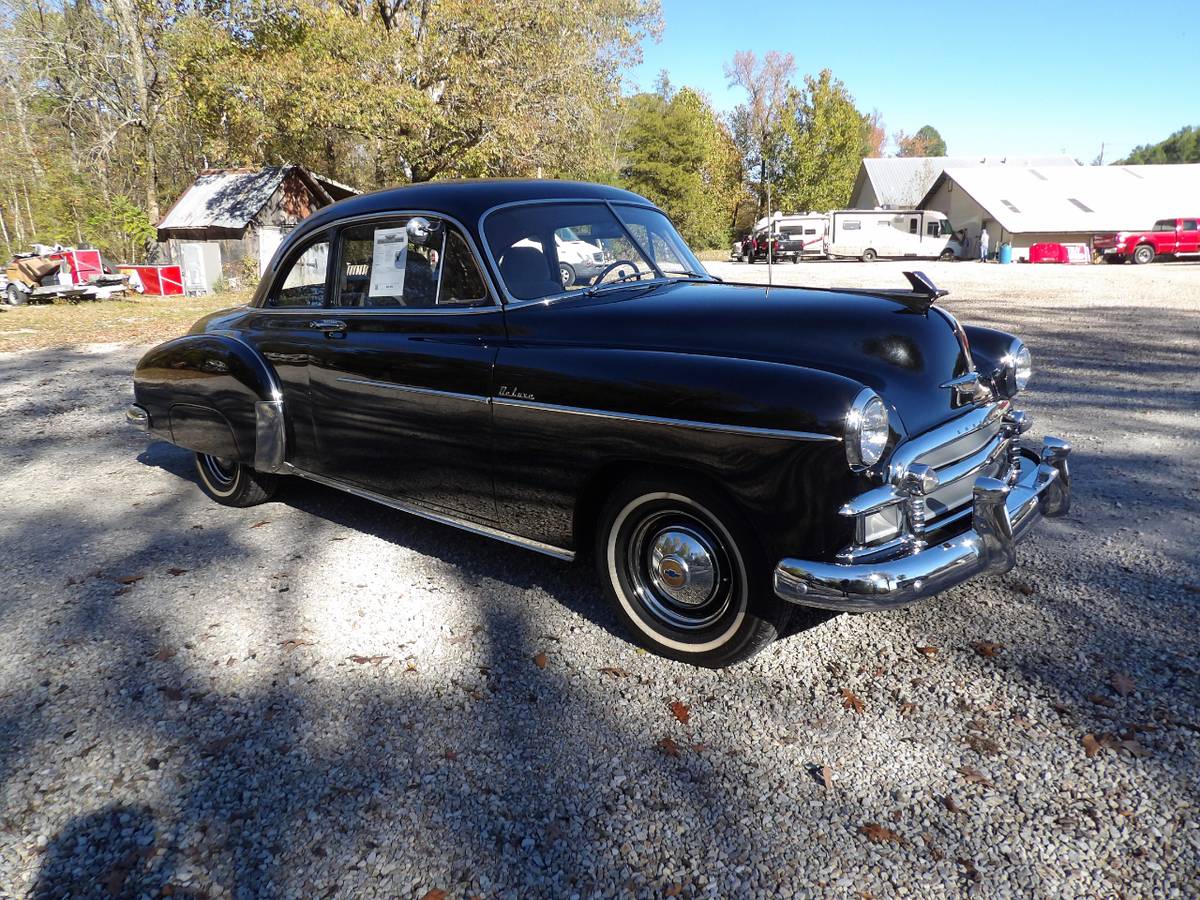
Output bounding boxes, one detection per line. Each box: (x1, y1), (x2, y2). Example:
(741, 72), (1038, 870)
(724, 50), (796, 220)
(896, 124), (947, 157)
(774, 69), (872, 213)
(613, 85), (742, 249)
(1118, 126), (1200, 164)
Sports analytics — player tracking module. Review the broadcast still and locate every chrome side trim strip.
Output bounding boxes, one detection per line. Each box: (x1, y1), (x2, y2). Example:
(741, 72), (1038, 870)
(492, 397), (840, 443)
(334, 376), (490, 405)
(286, 466), (575, 562)
(253, 400), (287, 473)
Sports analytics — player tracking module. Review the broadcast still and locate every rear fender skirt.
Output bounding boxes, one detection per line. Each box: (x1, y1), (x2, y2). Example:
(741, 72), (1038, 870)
(133, 333), (285, 469)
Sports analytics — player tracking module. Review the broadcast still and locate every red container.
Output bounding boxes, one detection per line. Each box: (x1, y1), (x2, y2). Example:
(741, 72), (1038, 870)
(1029, 243), (1069, 264)
(118, 264), (185, 296)
(49, 249), (104, 285)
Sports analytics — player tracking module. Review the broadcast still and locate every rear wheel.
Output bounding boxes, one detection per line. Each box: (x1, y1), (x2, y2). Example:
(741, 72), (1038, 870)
(559, 263), (575, 288)
(939, 248), (956, 261)
(1133, 244), (1155, 265)
(861, 248), (877, 262)
(595, 474), (788, 667)
(5, 284), (26, 305)
(194, 452), (277, 507)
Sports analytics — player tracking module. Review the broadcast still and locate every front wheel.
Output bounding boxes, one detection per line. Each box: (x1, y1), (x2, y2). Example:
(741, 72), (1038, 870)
(5, 284), (27, 305)
(861, 248), (877, 262)
(595, 475), (788, 667)
(194, 453), (277, 507)
(939, 249), (956, 261)
(1133, 244), (1155, 265)
(558, 263), (575, 288)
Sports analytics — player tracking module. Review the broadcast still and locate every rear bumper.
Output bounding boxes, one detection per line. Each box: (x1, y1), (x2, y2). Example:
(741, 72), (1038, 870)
(773, 437), (1071, 611)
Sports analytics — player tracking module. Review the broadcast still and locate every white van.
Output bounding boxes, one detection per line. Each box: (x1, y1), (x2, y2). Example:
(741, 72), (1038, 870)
(774, 214), (828, 258)
(825, 210), (963, 261)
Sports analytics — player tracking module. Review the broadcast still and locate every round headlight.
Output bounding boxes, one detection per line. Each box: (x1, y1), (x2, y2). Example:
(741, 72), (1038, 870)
(1011, 343), (1032, 391)
(846, 389), (889, 469)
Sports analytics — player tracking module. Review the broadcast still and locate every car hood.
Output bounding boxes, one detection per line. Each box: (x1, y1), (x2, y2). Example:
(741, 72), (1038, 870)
(503, 280), (974, 437)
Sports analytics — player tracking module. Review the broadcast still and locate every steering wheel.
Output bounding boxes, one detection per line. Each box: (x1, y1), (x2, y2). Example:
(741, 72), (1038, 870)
(593, 259), (641, 285)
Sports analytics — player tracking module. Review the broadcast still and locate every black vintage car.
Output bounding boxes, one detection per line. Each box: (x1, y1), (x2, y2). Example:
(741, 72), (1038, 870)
(129, 180), (1071, 667)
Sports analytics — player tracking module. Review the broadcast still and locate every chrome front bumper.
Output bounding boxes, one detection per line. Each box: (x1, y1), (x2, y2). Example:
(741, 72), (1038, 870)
(773, 437), (1071, 611)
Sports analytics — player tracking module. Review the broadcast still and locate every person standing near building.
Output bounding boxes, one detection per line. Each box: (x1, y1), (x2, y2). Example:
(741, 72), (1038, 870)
(978, 225), (990, 262)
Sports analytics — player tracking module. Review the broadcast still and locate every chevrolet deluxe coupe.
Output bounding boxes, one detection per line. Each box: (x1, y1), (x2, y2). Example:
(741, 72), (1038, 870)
(129, 180), (1071, 667)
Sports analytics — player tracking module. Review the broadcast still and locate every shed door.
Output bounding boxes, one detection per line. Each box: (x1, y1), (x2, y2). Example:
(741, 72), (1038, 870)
(258, 227), (283, 276)
(180, 243), (207, 294)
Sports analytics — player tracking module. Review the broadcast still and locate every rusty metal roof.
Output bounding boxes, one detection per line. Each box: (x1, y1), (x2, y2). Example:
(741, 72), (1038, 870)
(158, 165), (360, 233)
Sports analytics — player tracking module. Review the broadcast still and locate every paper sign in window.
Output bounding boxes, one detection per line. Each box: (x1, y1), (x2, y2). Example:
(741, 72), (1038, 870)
(369, 227), (408, 298)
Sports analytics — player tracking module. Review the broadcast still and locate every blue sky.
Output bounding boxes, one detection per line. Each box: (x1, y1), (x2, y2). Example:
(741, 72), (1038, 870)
(628, 2), (1193, 161)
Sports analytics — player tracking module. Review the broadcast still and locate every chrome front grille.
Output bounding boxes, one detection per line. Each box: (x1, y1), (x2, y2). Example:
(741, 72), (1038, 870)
(839, 401), (1016, 562)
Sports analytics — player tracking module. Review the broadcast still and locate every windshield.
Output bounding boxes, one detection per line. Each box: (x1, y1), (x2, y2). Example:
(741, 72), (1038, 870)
(939, 219), (954, 236)
(484, 201), (709, 302)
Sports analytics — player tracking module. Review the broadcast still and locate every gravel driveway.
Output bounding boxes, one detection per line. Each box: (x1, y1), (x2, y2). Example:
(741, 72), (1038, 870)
(1, 261), (1197, 898)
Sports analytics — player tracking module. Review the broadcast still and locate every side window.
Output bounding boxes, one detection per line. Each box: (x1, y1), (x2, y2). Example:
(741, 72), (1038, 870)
(1183, 219), (1198, 232)
(909, 218), (918, 234)
(438, 230), (489, 306)
(926, 221), (940, 237)
(270, 238), (329, 308)
(334, 218), (490, 309)
(843, 221), (861, 231)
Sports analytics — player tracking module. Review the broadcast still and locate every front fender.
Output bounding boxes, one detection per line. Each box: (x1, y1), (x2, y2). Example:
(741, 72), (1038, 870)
(132, 333), (285, 470)
(963, 325), (1020, 388)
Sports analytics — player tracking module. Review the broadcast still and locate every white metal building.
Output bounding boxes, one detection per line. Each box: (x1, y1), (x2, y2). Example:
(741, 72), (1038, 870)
(849, 156), (1078, 209)
(919, 163), (1200, 261)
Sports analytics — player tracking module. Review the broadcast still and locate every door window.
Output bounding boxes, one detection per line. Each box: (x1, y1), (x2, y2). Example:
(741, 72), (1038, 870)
(909, 218), (919, 234)
(1182, 220), (1198, 232)
(270, 238), (329, 308)
(335, 218), (491, 309)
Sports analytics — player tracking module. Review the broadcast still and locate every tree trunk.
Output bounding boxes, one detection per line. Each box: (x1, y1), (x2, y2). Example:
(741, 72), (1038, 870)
(109, 0), (160, 221)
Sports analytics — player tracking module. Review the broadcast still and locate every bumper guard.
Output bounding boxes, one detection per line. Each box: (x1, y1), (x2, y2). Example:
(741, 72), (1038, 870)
(773, 437), (1071, 611)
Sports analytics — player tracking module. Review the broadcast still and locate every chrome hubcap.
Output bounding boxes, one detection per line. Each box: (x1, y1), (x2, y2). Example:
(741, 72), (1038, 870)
(201, 454), (236, 487)
(648, 528), (717, 607)
(627, 512), (731, 631)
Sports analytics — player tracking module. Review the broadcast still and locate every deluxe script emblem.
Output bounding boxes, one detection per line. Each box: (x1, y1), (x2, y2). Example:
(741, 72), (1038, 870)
(497, 386), (536, 401)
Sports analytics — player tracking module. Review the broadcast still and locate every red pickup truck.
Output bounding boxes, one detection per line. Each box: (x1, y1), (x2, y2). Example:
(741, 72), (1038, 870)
(1094, 217), (1200, 264)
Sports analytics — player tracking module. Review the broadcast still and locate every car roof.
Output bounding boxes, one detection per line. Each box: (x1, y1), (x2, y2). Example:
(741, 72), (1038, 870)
(290, 178), (655, 244)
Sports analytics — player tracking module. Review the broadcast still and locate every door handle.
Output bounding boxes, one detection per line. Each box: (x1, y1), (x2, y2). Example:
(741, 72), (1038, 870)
(310, 319), (347, 332)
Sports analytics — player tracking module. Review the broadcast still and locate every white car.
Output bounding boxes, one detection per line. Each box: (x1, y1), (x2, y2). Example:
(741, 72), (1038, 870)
(515, 228), (609, 287)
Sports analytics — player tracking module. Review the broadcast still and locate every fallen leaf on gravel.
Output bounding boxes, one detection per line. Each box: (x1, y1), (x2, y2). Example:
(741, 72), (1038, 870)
(1051, 702), (1072, 717)
(165, 567), (188, 576)
(1010, 580), (1036, 596)
(115, 573), (144, 585)
(1111, 672), (1136, 697)
(665, 885), (683, 898)
(942, 795), (962, 813)
(598, 666), (631, 678)
(280, 639), (313, 652)
(448, 626), (482, 644)
(923, 833), (944, 860)
(348, 655), (389, 665)
(1082, 733), (1118, 758)
(201, 734), (240, 756)
(159, 687), (183, 702)
(669, 700), (690, 724)
(420, 891), (448, 900)
(657, 736), (680, 757)
(971, 641), (1004, 657)
(956, 766), (994, 788)
(1012, 712), (1034, 727)
(78, 742), (99, 758)
(965, 734), (1002, 756)
(899, 702), (917, 716)
(915, 645), (939, 657)
(443, 749), (458, 761)
(840, 689), (865, 714)
(821, 765), (834, 791)
(152, 647), (176, 662)
(958, 858), (982, 882)
(250, 520), (271, 528)
(1088, 693), (1116, 708)
(691, 743), (707, 752)
(533, 652), (548, 669)
(859, 823), (905, 845)
(1117, 738), (1149, 759)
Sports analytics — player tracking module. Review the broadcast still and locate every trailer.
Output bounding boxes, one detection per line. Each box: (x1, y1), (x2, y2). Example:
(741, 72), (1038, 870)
(3, 248), (129, 305)
(773, 214), (828, 258)
(825, 209), (963, 261)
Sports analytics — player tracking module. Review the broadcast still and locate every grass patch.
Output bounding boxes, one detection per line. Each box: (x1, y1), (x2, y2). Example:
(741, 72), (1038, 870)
(695, 248), (732, 262)
(0, 291), (251, 353)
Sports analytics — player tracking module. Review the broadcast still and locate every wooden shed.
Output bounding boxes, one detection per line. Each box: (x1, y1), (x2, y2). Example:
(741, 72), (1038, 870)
(157, 165), (358, 293)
